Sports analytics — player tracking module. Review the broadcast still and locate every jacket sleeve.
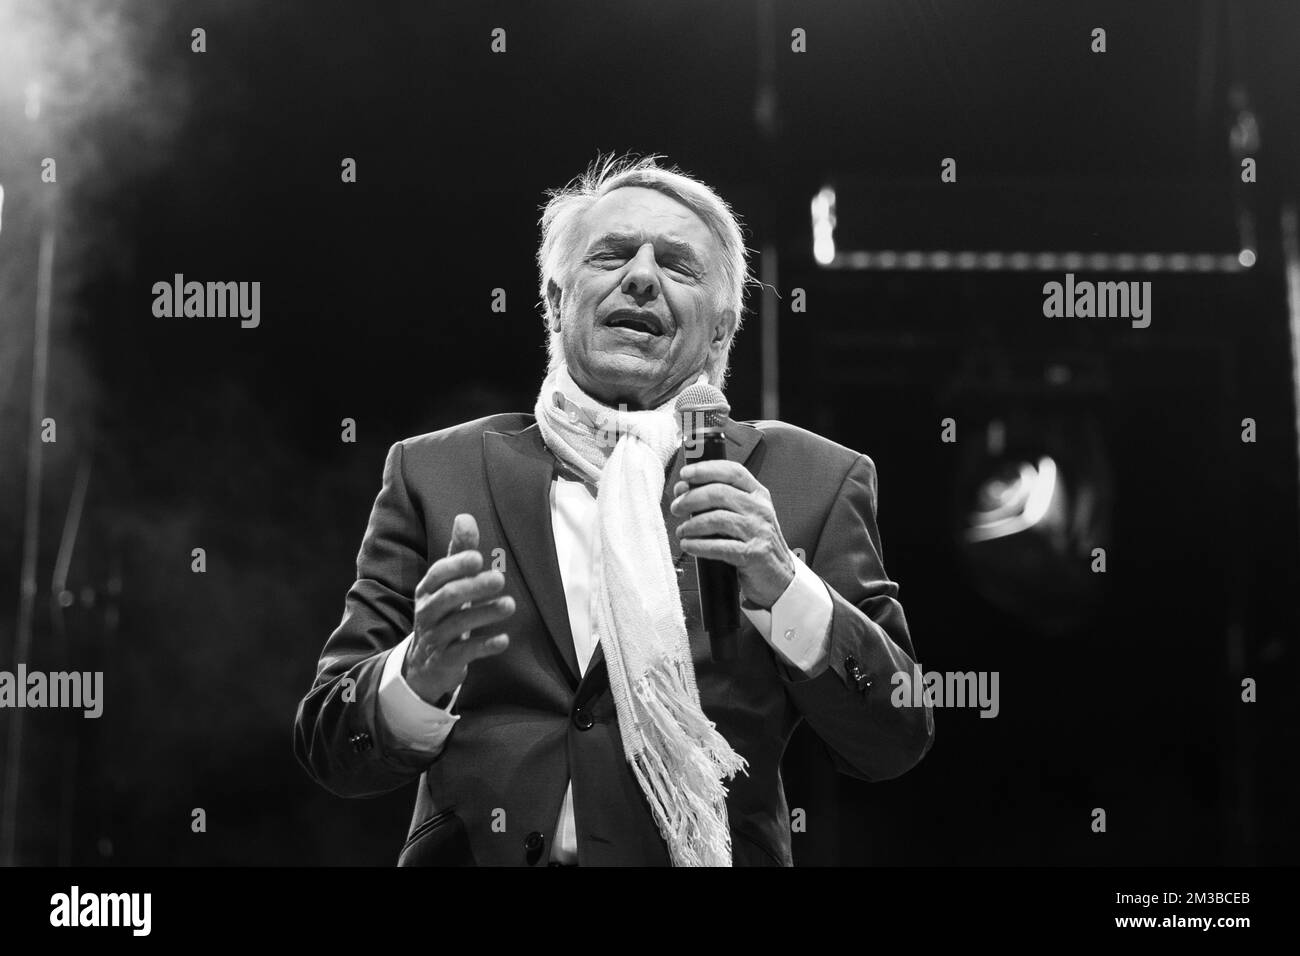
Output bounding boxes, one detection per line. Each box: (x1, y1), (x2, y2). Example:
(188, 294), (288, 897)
(778, 453), (935, 781)
(293, 441), (444, 797)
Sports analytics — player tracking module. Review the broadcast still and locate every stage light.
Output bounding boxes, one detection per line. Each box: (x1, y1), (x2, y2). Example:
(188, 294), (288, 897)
(953, 406), (1112, 636)
(810, 184), (1251, 273)
(813, 246), (1249, 273)
(964, 456), (1061, 543)
(810, 186), (836, 266)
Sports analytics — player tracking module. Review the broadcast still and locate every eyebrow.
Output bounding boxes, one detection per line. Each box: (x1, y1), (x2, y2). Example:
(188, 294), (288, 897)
(585, 231), (706, 270)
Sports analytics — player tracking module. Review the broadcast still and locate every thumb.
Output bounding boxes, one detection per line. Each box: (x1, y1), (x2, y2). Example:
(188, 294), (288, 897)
(447, 513), (480, 557)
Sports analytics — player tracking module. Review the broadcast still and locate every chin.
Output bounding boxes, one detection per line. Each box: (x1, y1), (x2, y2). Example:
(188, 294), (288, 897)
(579, 356), (664, 396)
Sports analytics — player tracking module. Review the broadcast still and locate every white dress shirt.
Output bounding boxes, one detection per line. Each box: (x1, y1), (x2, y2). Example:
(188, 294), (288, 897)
(377, 469), (833, 863)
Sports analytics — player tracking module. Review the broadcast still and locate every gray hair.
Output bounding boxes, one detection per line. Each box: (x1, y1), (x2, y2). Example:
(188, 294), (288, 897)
(536, 153), (753, 388)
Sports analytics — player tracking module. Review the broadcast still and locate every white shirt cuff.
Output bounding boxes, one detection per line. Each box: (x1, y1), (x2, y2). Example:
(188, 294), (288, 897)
(740, 555), (833, 675)
(377, 632), (462, 751)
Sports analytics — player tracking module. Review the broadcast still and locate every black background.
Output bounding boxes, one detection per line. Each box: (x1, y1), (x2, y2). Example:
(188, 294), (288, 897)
(0, 0), (1297, 865)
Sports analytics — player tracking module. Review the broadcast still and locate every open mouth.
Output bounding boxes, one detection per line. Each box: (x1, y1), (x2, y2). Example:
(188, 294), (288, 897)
(603, 309), (667, 337)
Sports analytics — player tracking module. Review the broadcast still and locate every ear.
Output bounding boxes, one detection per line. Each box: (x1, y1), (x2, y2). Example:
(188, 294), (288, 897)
(710, 307), (737, 353)
(546, 279), (563, 331)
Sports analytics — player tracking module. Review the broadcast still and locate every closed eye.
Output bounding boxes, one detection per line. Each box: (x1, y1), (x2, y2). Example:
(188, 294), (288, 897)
(587, 249), (698, 279)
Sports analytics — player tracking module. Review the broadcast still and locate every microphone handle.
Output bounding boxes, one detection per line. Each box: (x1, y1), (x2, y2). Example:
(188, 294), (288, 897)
(690, 427), (741, 660)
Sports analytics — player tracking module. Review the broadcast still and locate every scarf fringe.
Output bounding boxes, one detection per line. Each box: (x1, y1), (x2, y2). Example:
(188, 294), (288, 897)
(627, 659), (749, 867)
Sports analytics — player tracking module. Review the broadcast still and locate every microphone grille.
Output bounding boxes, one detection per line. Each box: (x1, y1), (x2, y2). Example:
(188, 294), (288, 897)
(675, 383), (730, 428)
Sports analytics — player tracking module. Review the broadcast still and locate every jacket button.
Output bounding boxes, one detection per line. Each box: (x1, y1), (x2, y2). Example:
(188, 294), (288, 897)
(573, 708), (595, 731)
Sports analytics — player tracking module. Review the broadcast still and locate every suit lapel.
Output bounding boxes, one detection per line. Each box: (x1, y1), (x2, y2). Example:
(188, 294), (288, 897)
(582, 418), (764, 681)
(483, 425), (581, 688)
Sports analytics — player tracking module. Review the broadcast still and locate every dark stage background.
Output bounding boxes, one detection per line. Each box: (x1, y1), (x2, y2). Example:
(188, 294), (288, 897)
(1, 0), (1298, 865)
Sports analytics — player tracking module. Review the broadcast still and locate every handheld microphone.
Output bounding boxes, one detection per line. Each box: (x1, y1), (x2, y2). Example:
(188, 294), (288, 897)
(675, 383), (741, 662)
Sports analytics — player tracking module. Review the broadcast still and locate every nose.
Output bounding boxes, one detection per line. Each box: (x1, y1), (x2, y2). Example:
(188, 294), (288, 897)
(621, 243), (661, 305)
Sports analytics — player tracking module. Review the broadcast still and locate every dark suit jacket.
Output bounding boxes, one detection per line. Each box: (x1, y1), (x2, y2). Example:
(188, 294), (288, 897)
(294, 413), (934, 866)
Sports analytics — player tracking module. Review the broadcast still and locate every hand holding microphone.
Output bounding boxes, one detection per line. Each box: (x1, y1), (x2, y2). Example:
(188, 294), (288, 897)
(672, 385), (797, 660)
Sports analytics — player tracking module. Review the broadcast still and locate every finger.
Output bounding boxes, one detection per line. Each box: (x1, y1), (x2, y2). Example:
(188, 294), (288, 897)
(679, 537), (748, 566)
(680, 460), (759, 492)
(676, 511), (752, 541)
(417, 569), (506, 626)
(415, 548), (484, 600)
(432, 596), (516, 643)
(438, 632), (510, 667)
(447, 513), (480, 557)
(669, 482), (750, 517)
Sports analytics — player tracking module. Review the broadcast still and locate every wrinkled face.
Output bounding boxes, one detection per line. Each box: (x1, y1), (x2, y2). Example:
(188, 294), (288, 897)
(550, 186), (733, 410)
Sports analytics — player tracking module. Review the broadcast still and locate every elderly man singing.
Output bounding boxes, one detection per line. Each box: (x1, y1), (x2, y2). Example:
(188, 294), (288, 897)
(294, 155), (934, 867)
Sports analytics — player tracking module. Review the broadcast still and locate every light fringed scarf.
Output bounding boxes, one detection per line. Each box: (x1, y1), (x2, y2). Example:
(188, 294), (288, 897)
(534, 364), (747, 867)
